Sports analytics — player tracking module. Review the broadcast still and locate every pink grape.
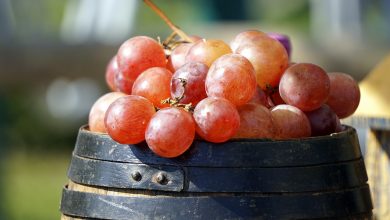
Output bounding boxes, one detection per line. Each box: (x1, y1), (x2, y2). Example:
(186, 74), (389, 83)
(305, 104), (337, 136)
(236, 35), (289, 90)
(88, 92), (126, 133)
(248, 86), (270, 108)
(193, 97), (240, 143)
(132, 67), (172, 108)
(234, 103), (276, 139)
(104, 95), (156, 144)
(185, 39), (232, 67)
(206, 54), (257, 106)
(167, 43), (194, 72)
(279, 63), (330, 111)
(271, 104), (311, 139)
(116, 36), (166, 92)
(230, 30), (267, 52)
(105, 56), (118, 91)
(145, 107), (195, 158)
(326, 72), (360, 118)
(170, 62), (208, 105)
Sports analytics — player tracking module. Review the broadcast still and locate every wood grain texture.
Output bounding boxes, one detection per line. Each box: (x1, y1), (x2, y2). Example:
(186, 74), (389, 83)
(74, 125), (362, 167)
(60, 182), (373, 220)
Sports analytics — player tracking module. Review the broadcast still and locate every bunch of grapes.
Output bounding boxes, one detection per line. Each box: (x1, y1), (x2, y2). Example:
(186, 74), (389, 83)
(88, 28), (360, 159)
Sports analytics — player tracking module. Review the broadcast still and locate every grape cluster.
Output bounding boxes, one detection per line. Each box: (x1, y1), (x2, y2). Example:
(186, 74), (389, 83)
(89, 30), (360, 158)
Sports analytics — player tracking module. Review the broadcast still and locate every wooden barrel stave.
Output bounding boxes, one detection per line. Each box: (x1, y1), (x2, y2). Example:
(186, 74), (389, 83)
(60, 125), (373, 219)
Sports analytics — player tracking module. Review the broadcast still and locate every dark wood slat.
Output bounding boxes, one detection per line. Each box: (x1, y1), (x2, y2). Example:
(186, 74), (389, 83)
(60, 185), (373, 220)
(68, 155), (368, 193)
(74, 125), (362, 167)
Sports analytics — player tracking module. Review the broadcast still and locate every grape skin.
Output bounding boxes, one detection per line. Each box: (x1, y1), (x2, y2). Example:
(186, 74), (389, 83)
(132, 67), (173, 109)
(234, 103), (276, 139)
(279, 63), (330, 111)
(326, 72), (360, 119)
(236, 35), (289, 90)
(305, 104), (337, 136)
(167, 43), (194, 73)
(170, 62), (208, 106)
(145, 107), (195, 158)
(116, 36), (166, 93)
(193, 97), (240, 143)
(105, 55), (118, 91)
(271, 104), (311, 139)
(230, 30), (267, 52)
(185, 39), (232, 67)
(89, 92), (126, 133)
(206, 54), (257, 106)
(104, 95), (156, 144)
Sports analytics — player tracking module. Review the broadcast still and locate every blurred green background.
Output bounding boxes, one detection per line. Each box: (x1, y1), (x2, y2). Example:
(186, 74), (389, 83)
(0, 0), (390, 219)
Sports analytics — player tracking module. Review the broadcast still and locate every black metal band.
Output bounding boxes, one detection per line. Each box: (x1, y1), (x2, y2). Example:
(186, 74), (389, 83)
(68, 154), (368, 192)
(60, 185), (373, 220)
(73, 126), (362, 168)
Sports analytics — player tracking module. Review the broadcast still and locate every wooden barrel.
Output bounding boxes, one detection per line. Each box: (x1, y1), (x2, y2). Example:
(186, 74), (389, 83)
(60, 125), (373, 219)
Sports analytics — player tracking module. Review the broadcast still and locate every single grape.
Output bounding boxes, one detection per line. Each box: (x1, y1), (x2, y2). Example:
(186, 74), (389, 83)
(234, 103), (276, 139)
(145, 107), (195, 158)
(171, 62), (208, 105)
(267, 32), (291, 58)
(115, 70), (133, 94)
(167, 43), (194, 73)
(271, 104), (311, 139)
(305, 104), (337, 136)
(105, 55), (118, 91)
(185, 39), (232, 67)
(267, 89), (285, 107)
(116, 36), (166, 91)
(132, 67), (172, 108)
(236, 35), (289, 90)
(326, 72), (360, 118)
(230, 30), (267, 52)
(248, 86), (270, 108)
(193, 97), (240, 143)
(206, 54), (257, 106)
(104, 95), (156, 144)
(88, 92), (126, 133)
(279, 63), (330, 111)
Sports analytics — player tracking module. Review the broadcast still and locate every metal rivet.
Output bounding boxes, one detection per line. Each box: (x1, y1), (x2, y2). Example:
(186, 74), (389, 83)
(131, 171), (142, 181)
(156, 172), (168, 185)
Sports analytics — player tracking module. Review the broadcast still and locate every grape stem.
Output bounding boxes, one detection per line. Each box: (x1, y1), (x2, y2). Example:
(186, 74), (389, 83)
(161, 78), (194, 112)
(143, 0), (194, 43)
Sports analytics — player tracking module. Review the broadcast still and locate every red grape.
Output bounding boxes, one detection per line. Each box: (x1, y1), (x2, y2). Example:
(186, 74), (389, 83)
(267, 32), (291, 58)
(206, 54), (257, 106)
(268, 89), (285, 107)
(271, 104), (311, 139)
(279, 63), (330, 111)
(116, 36), (166, 92)
(132, 67), (172, 108)
(234, 103), (276, 139)
(326, 72), (360, 118)
(145, 107), (195, 158)
(170, 62), (208, 105)
(104, 95), (156, 144)
(167, 43), (194, 72)
(230, 30), (267, 52)
(185, 39), (232, 67)
(193, 97), (240, 143)
(248, 86), (270, 108)
(105, 56), (118, 91)
(89, 92), (126, 133)
(305, 104), (337, 136)
(236, 35), (289, 90)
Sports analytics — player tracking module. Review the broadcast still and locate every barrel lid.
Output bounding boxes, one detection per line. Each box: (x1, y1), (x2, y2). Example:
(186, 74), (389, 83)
(73, 125), (362, 168)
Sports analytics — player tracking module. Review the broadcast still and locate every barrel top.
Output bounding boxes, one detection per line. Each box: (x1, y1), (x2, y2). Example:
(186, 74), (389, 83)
(73, 125), (362, 168)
